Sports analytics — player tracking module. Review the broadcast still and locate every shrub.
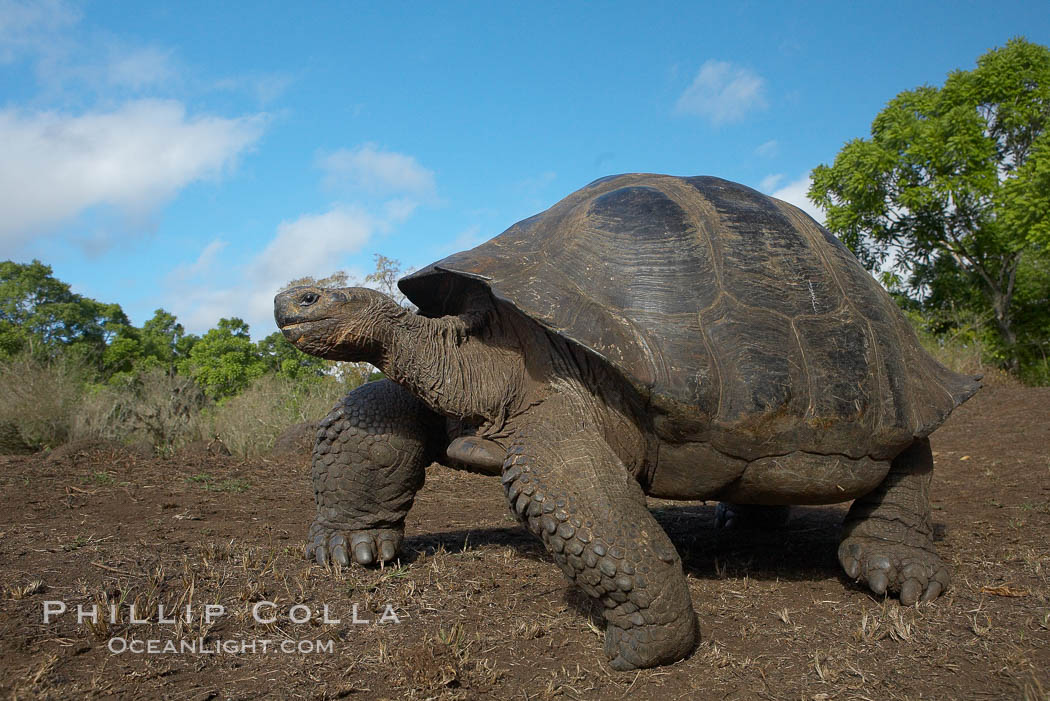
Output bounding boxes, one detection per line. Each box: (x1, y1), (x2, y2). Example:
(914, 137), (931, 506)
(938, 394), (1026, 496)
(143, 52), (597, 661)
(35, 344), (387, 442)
(0, 352), (88, 452)
(207, 374), (349, 459)
(905, 310), (986, 377)
(73, 368), (207, 455)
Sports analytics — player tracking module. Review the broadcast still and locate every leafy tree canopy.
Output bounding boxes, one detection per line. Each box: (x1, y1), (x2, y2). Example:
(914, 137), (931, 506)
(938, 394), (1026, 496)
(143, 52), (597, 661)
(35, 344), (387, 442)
(178, 317), (268, 399)
(141, 309), (188, 366)
(102, 308), (194, 379)
(810, 38), (1050, 373)
(0, 260), (130, 363)
(256, 331), (328, 381)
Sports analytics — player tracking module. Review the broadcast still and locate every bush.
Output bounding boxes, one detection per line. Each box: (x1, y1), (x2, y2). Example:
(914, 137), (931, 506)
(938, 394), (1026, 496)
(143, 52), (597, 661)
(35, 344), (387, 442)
(207, 374), (349, 459)
(904, 310), (986, 377)
(0, 353), (88, 452)
(73, 368), (207, 455)
(1018, 354), (1050, 386)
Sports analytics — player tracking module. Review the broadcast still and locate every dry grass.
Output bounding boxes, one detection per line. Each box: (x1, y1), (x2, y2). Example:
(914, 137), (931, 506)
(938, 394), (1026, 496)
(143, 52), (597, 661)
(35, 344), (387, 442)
(4, 579), (45, 600)
(0, 353), (356, 459)
(207, 374), (347, 458)
(73, 367), (207, 454)
(0, 352), (87, 451)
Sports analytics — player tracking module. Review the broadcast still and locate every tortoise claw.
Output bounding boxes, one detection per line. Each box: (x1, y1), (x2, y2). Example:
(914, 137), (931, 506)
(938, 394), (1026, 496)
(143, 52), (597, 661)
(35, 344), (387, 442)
(838, 535), (949, 604)
(306, 520), (403, 568)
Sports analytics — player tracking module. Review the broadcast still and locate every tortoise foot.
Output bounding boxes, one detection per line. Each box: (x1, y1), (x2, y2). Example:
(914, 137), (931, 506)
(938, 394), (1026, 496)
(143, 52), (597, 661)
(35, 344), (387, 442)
(714, 503), (791, 529)
(604, 611), (698, 671)
(838, 534), (949, 605)
(306, 519), (402, 567)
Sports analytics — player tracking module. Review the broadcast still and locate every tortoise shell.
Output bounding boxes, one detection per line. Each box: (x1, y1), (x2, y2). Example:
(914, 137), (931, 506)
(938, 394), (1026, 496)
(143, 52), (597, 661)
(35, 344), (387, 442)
(400, 174), (979, 460)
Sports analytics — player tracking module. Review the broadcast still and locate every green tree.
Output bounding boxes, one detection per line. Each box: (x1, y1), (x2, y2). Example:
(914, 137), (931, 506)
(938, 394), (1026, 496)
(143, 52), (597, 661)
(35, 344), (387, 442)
(256, 331), (328, 381)
(139, 309), (190, 369)
(178, 317), (268, 399)
(809, 38), (1050, 373)
(0, 260), (131, 365)
(101, 326), (144, 377)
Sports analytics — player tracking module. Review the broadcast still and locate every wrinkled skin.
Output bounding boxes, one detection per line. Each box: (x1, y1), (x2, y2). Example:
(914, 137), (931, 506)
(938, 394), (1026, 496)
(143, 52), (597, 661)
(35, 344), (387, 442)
(274, 282), (949, 670)
(838, 439), (950, 605)
(273, 174), (973, 670)
(277, 285), (702, 669)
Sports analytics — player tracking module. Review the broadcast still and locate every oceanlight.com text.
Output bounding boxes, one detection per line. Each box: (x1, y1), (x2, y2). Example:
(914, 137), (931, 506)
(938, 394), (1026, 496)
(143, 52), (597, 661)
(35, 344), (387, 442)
(107, 638), (335, 655)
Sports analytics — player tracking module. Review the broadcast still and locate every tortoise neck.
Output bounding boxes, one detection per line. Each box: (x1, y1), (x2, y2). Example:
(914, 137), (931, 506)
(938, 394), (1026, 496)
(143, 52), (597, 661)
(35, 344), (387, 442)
(378, 307), (526, 427)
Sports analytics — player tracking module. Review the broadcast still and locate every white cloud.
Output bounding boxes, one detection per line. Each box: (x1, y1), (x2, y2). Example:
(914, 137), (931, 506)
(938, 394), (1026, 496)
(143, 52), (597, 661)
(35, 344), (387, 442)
(771, 174), (825, 224)
(168, 142), (438, 336)
(1, 1), (175, 93)
(170, 206), (379, 335)
(105, 45), (176, 89)
(0, 99), (265, 251)
(675, 60), (767, 125)
(755, 139), (778, 157)
(760, 173), (784, 192)
(168, 239), (229, 282)
(251, 206), (374, 285)
(0, 0), (78, 63)
(318, 143), (435, 198)
(383, 197), (420, 225)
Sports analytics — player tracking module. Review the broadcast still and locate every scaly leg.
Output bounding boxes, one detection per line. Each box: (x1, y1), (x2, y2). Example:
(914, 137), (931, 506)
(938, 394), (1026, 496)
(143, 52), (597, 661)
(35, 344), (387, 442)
(503, 395), (698, 670)
(838, 438), (950, 605)
(308, 379), (443, 566)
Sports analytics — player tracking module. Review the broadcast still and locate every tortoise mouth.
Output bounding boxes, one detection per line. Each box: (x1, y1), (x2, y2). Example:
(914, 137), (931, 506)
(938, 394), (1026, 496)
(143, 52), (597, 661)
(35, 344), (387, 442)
(277, 320), (306, 331)
(276, 315), (334, 332)
(277, 319), (330, 347)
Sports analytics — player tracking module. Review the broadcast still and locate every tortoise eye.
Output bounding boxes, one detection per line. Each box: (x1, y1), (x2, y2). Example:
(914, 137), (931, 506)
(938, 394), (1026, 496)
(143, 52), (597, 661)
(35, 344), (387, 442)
(299, 292), (320, 306)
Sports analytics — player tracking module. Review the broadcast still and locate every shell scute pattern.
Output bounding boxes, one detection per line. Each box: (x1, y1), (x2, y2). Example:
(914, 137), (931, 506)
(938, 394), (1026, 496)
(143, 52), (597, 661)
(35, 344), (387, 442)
(401, 174), (979, 458)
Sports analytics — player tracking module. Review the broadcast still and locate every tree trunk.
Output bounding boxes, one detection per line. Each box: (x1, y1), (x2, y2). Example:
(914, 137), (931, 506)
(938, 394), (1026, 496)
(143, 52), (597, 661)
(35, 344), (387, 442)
(992, 306), (1020, 373)
(985, 254), (1021, 373)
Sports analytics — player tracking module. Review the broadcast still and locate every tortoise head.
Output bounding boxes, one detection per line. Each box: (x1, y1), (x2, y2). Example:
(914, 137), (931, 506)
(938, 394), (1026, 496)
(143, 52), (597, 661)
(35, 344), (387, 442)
(273, 285), (402, 361)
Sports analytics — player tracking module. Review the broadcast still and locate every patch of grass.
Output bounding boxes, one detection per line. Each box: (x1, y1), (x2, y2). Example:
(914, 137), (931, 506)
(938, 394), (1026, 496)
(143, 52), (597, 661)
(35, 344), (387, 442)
(82, 471), (115, 486)
(186, 473), (250, 492)
(853, 604), (917, 644)
(74, 367), (206, 456)
(62, 534), (91, 552)
(5, 579), (45, 600)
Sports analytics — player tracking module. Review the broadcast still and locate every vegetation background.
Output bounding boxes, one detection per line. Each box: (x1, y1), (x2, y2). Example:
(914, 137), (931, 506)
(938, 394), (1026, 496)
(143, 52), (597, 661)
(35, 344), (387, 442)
(1, 40), (1048, 458)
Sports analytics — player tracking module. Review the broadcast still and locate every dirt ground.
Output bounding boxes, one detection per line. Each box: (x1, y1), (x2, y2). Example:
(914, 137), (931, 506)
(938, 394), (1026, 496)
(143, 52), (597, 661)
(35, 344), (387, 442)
(1, 379), (1048, 700)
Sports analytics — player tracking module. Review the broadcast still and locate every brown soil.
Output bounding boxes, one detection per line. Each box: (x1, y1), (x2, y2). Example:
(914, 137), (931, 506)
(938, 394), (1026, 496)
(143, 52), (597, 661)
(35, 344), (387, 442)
(1, 379), (1048, 700)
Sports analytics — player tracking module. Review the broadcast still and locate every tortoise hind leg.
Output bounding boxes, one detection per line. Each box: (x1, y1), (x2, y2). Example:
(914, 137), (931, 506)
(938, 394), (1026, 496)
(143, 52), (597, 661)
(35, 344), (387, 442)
(503, 396), (698, 670)
(838, 438), (949, 605)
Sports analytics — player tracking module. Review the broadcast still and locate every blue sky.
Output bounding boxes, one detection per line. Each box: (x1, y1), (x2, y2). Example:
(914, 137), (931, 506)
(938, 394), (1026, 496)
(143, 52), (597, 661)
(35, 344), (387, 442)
(2, 0), (1048, 338)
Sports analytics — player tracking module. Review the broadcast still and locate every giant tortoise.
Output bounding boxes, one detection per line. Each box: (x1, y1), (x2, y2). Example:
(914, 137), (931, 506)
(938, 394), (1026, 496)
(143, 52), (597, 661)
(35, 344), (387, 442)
(273, 174), (979, 670)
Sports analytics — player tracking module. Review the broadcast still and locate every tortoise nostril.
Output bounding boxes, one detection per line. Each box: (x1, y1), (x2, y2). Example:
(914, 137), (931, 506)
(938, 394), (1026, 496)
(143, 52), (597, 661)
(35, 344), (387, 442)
(300, 292), (320, 307)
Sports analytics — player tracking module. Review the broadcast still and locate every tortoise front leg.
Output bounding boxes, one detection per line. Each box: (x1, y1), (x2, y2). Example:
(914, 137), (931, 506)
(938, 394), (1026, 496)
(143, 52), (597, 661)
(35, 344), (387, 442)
(309, 379), (443, 567)
(503, 400), (698, 670)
